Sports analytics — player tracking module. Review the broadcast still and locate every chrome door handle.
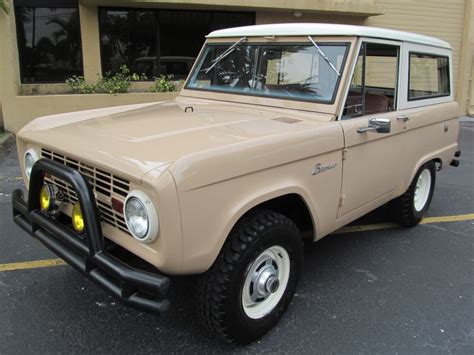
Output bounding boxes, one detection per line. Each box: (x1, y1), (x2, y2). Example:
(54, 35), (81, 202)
(356, 125), (378, 133)
(397, 115), (410, 122)
(357, 118), (391, 134)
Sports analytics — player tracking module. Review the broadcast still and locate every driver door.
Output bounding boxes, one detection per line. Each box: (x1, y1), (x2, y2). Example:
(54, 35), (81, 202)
(337, 39), (405, 218)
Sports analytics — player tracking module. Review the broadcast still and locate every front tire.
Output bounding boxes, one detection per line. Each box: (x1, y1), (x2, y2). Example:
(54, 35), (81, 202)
(196, 210), (302, 344)
(390, 161), (436, 227)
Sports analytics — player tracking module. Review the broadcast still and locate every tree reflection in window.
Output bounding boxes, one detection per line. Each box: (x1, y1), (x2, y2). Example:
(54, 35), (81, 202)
(99, 8), (255, 80)
(15, 3), (83, 83)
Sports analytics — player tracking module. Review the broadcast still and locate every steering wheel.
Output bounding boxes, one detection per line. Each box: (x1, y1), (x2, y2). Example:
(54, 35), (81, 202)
(216, 60), (253, 87)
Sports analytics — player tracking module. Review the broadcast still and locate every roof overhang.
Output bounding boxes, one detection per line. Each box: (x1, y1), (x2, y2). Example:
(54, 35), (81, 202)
(82, 0), (384, 17)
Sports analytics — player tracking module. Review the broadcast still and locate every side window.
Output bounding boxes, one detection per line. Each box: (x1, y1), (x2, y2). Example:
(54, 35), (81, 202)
(408, 53), (450, 100)
(343, 42), (399, 119)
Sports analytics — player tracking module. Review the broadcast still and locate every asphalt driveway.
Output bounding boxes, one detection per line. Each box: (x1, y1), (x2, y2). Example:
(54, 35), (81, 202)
(0, 121), (473, 354)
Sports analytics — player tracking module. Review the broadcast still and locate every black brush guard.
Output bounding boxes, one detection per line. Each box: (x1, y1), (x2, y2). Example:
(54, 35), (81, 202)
(12, 158), (170, 313)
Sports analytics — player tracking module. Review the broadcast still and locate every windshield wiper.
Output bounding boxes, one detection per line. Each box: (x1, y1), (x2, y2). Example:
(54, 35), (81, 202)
(307, 36), (341, 77)
(203, 37), (247, 74)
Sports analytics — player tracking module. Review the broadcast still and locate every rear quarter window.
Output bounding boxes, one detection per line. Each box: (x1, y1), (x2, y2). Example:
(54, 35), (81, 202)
(408, 52), (450, 101)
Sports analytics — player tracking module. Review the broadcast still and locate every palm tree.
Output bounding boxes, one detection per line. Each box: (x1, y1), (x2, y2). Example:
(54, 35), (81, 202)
(0, 0), (9, 14)
(47, 12), (81, 68)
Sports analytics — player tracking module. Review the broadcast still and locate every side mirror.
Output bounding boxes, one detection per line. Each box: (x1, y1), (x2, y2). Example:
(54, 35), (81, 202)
(357, 118), (391, 134)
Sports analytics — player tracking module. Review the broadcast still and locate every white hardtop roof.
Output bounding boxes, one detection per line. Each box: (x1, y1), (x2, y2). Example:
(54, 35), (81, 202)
(207, 23), (451, 49)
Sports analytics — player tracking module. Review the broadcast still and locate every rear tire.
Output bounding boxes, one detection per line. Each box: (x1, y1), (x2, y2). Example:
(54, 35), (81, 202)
(390, 161), (436, 227)
(196, 209), (302, 344)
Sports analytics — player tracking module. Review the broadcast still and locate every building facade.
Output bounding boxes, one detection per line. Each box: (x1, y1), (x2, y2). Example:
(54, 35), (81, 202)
(0, 0), (473, 133)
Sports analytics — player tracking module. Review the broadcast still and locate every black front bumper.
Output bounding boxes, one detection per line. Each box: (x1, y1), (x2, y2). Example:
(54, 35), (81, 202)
(12, 158), (170, 314)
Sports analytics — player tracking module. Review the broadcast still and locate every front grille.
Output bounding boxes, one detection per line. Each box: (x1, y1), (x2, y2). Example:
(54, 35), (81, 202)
(41, 149), (130, 234)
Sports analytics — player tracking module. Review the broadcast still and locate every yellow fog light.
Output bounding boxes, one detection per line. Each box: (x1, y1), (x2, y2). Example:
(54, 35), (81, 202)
(39, 185), (53, 211)
(72, 203), (85, 233)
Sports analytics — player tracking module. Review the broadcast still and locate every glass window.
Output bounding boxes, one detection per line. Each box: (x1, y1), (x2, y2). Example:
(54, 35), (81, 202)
(343, 42), (399, 118)
(99, 8), (255, 80)
(14, 1), (83, 83)
(99, 9), (157, 78)
(408, 53), (450, 100)
(186, 42), (349, 103)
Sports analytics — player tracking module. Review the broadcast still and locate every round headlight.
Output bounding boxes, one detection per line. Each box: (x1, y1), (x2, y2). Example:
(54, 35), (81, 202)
(125, 198), (148, 238)
(124, 191), (159, 242)
(24, 149), (40, 180)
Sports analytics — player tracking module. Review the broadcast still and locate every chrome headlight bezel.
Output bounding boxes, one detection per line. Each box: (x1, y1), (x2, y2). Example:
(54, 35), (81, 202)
(24, 148), (40, 181)
(123, 190), (159, 242)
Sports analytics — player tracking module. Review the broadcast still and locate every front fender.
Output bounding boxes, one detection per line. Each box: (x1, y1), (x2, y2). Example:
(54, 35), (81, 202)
(176, 177), (320, 274)
(173, 150), (343, 273)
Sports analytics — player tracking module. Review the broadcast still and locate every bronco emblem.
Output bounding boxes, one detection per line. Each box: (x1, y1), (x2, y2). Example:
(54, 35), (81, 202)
(312, 162), (337, 175)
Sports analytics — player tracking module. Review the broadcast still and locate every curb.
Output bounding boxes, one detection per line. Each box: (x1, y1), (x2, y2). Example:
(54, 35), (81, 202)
(0, 132), (14, 148)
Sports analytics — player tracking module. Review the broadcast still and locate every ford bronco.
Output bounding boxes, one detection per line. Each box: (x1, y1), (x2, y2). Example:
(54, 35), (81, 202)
(12, 24), (460, 344)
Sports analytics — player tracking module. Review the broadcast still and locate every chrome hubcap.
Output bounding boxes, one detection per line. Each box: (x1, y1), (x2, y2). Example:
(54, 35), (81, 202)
(242, 245), (290, 319)
(252, 262), (279, 302)
(266, 276), (280, 294)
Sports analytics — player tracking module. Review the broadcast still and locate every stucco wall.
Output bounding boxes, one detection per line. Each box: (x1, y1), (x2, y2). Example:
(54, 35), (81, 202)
(367, 0), (471, 111)
(0, 1), (178, 134)
(256, 11), (366, 26)
(79, 3), (102, 81)
(257, 0), (474, 113)
(470, 61), (474, 116)
(1, 0), (472, 134)
(256, 1), (473, 116)
(83, 0), (382, 16)
(0, 102), (3, 129)
(0, 3), (19, 129)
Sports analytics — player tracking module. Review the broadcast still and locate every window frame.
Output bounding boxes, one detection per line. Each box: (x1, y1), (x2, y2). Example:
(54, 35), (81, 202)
(407, 51), (450, 102)
(14, 0), (84, 84)
(184, 41), (351, 105)
(338, 37), (402, 120)
(398, 42), (453, 110)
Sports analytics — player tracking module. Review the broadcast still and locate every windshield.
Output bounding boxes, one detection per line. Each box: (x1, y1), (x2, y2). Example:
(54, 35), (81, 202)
(186, 42), (349, 103)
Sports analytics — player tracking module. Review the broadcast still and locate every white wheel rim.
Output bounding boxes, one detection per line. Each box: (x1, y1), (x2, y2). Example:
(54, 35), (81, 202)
(241, 245), (290, 319)
(414, 169), (432, 212)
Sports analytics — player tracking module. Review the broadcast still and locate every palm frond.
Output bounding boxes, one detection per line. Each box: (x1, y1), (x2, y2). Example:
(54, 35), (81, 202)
(0, 0), (9, 14)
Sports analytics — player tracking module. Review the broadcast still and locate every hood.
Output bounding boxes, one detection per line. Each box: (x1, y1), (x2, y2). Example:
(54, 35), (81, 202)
(19, 99), (333, 180)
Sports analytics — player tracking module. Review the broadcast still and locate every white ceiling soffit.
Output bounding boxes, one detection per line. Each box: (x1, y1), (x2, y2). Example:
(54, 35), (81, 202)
(82, 0), (384, 17)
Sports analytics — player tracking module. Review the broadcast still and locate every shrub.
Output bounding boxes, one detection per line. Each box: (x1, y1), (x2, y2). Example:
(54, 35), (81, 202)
(99, 65), (147, 95)
(66, 65), (147, 95)
(66, 76), (97, 94)
(149, 75), (178, 93)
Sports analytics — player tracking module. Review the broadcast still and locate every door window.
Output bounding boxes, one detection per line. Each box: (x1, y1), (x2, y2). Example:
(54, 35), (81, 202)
(343, 42), (399, 119)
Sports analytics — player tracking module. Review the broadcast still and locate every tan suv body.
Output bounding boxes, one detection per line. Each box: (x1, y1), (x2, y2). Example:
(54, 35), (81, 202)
(12, 24), (460, 344)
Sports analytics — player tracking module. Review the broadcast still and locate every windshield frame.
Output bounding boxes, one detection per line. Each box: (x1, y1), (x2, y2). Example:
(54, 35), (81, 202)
(184, 39), (351, 106)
